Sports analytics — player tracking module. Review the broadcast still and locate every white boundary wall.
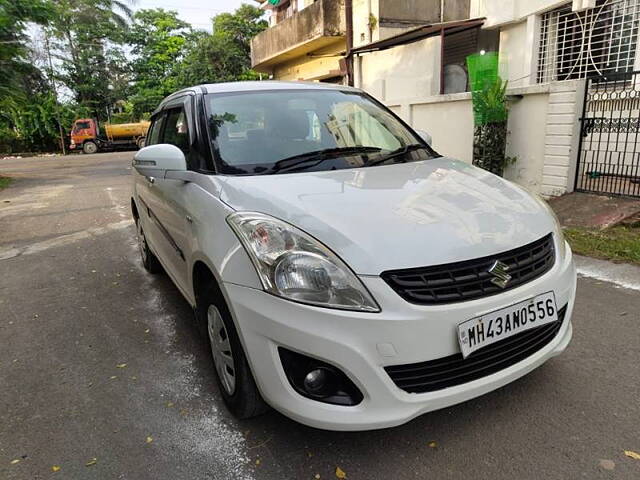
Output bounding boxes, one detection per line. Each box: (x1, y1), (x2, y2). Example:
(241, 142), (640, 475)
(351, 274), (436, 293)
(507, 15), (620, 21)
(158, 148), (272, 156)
(376, 81), (584, 197)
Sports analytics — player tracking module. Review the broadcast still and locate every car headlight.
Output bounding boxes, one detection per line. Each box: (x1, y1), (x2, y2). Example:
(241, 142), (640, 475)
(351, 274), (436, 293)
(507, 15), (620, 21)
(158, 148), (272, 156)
(532, 193), (566, 259)
(227, 212), (380, 312)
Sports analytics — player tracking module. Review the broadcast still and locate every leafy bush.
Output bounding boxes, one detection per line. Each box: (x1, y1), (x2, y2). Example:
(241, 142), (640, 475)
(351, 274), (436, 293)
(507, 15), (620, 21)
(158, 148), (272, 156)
(471, 77), (512, 176)
(0, 93), (88, 153)
(471, 77), (508, 125)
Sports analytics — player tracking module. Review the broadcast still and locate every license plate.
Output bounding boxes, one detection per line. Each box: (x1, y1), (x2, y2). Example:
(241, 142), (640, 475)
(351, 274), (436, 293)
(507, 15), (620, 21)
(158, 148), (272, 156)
(457, 291), (558, 358)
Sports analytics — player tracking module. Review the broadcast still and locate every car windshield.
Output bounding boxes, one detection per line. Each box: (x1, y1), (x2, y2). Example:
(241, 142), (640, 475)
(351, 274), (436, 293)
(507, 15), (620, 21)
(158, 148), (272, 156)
(205, 89), (437, 175)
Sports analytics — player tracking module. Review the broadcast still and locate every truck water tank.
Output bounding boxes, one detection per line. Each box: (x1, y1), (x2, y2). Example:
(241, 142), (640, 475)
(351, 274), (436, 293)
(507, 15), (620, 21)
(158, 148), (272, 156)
(105, 121), (150, 140)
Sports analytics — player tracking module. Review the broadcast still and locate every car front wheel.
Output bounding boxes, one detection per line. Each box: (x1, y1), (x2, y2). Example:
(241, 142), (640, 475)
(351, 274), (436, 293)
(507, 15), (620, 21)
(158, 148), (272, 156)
(198, 281), (268, 419)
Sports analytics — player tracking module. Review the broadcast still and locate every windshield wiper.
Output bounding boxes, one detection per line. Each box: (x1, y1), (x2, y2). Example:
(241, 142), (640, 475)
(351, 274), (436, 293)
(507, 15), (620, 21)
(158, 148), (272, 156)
(365, 144), (427, 167)
(267, 146), (383, 174)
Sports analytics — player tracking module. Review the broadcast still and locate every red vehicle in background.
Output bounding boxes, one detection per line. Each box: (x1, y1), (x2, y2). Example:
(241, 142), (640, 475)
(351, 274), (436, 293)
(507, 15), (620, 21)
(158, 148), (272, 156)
(69, 118), (150, 154)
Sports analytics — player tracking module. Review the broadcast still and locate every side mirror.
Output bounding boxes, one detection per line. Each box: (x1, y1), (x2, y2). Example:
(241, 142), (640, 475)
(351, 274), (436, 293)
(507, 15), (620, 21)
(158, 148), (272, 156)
(133, 144), (187, 178)
(416, 129), (433, 147)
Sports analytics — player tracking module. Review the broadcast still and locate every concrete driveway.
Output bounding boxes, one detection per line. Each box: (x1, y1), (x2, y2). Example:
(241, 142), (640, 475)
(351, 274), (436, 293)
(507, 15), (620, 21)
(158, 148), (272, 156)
(1, 152), (639, 480)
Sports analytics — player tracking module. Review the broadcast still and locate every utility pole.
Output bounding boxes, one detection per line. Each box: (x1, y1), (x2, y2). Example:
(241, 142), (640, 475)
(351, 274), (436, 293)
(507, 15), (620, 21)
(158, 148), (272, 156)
(345, 0), (354, 86)
(44, 29), (66, 155)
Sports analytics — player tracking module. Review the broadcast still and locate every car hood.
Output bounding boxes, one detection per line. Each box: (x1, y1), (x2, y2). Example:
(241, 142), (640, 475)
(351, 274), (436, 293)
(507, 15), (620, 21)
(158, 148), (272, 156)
(218, 158), (556, 275)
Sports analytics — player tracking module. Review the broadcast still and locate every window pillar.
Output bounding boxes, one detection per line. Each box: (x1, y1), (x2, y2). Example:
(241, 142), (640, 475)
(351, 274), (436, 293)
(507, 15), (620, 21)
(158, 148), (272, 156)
(524, 14), (541, 86)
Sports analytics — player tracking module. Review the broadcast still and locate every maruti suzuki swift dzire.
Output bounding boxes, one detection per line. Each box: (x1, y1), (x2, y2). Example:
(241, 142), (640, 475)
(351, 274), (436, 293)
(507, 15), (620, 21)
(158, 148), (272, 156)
(131, 81), (576, 431)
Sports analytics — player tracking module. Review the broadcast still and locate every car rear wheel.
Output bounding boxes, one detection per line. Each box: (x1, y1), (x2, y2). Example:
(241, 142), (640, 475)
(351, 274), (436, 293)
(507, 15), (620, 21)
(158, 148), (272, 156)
(136, 220), (161, 274)
(136, 137), (145, 149)
(83, 141), (98, 154)
(198, 280), (269, 419)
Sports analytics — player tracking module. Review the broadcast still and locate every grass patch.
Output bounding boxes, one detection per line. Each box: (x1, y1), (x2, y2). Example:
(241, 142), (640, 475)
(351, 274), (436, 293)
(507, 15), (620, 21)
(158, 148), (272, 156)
(0, 176), (12, 190)
(564, 225), (640, 265)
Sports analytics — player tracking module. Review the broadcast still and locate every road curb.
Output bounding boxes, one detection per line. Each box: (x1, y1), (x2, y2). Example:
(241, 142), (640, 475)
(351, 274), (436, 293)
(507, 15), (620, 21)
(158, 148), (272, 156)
(575, 255), (640, 291)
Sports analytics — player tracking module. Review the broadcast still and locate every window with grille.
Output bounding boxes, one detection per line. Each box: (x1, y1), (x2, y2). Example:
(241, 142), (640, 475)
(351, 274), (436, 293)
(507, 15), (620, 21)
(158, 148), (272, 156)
(537, 0), (640, 83)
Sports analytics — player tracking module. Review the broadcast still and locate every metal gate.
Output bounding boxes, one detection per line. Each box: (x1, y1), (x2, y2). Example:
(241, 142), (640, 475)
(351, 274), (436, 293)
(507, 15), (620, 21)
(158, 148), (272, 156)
(575, 71), (640, 197)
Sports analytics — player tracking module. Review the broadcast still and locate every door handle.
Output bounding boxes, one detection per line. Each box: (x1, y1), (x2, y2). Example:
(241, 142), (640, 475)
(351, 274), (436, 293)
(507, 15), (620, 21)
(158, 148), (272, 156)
(147, 176), (155, 185)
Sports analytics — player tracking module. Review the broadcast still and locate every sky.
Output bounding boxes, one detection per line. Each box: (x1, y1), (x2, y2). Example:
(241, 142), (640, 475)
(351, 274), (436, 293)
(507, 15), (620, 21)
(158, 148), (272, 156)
(133, 0), (254, 31)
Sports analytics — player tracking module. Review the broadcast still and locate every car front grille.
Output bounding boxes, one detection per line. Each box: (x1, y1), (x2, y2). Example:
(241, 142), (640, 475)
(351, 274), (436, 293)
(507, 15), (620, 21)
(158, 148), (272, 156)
(384, 305), (567, 394)
(381, 233), (555, 305)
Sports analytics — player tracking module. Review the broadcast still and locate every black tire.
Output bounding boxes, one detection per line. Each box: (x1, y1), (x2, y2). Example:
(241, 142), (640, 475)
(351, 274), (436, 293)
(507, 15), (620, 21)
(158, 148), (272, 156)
(136, 137), (145, 149)
(136, 219), (162, 274)
(197, 280), (269, 419)
(83, 141), (98, 154)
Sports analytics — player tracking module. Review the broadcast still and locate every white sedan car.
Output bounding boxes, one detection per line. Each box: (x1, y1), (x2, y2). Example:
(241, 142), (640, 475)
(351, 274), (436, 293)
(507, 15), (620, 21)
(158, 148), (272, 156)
(131, 81), (576, 431)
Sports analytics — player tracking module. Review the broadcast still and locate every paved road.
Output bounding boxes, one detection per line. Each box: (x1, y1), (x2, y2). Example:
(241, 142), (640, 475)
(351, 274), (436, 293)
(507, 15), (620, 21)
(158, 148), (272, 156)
(1, 152), (639, 480)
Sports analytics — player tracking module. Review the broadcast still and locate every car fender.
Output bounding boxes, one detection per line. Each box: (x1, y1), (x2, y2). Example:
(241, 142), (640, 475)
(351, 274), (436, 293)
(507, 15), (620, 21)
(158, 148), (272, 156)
(185, 183), (262, 301)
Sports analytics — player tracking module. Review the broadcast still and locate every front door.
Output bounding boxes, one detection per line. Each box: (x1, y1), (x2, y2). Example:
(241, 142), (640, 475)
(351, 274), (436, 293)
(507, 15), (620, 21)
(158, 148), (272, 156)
(145, 103), (194, 296)
(135, 113), (165, 261)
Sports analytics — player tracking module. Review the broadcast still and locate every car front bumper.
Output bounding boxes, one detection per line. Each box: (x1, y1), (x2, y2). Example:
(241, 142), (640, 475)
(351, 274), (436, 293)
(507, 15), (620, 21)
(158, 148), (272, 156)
(224, 242), (576, 431)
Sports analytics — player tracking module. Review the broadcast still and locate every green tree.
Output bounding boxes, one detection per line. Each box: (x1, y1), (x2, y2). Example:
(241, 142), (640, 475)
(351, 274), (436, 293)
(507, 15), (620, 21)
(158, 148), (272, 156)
(0, 2), (268, 153)
(0, 0), (54, 97)
(177, 4), (267, 86)
(213, 4), (269, 60)
(48, 0), (133, 119)
(127, 9), (191, 119)
(0, 0), (74, 153)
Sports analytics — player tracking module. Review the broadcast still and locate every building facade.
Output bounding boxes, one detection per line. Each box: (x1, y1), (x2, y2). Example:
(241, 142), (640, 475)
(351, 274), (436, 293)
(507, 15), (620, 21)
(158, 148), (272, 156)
(251, 0), (348, 82)
(251, 0), (640, 198)
(251, 0), (472, 83)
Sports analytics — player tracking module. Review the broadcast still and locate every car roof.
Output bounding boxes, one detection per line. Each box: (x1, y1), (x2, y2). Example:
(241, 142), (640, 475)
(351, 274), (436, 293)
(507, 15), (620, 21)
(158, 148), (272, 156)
(200, 80), (360, 94)
(153, 81), (362, 115)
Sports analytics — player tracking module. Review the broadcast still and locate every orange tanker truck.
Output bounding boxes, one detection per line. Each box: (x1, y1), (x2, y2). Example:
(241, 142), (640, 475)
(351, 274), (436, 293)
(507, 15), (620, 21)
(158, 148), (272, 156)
(69, 118), (150, 154)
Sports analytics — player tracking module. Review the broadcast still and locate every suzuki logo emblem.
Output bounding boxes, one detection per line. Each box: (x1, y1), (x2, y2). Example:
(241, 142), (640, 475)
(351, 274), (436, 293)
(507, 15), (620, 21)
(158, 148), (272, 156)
(488, 260), (512, 288)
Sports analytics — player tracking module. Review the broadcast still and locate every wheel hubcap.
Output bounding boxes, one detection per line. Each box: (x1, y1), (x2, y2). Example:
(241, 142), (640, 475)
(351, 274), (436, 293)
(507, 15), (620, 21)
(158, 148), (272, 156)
(207, 305), (236, 395)
(137, 222), (147, 263)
